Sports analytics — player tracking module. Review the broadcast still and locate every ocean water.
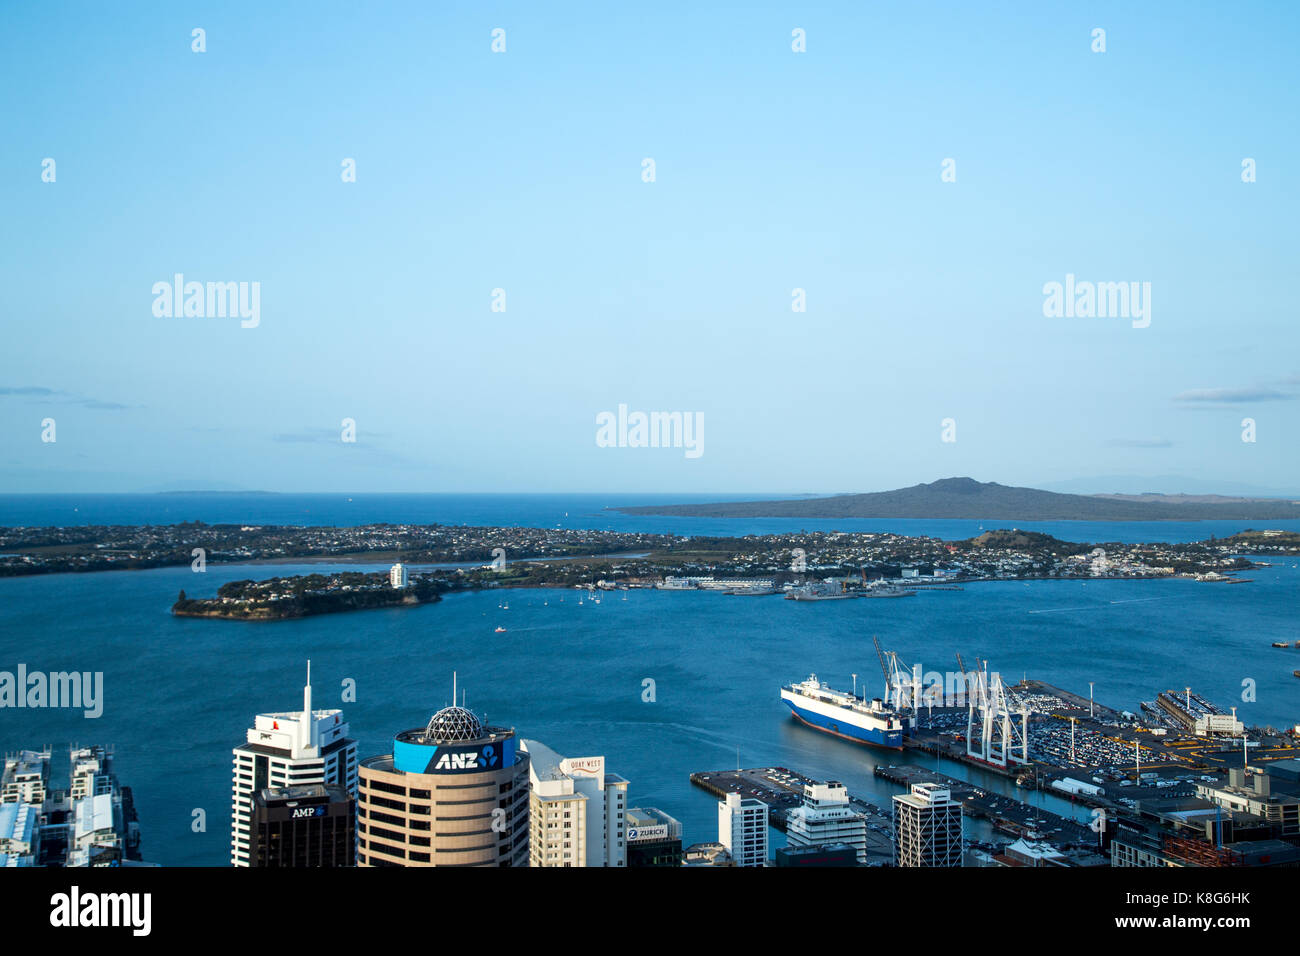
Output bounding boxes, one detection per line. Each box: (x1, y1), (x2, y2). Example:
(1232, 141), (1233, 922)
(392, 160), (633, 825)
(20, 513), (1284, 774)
(1, 553), (1296, 865)
(4, 492), (1300, 544)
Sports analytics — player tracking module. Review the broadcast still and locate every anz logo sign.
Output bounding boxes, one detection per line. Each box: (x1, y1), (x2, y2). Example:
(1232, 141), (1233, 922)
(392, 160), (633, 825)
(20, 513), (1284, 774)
(434, 744), (500, 773)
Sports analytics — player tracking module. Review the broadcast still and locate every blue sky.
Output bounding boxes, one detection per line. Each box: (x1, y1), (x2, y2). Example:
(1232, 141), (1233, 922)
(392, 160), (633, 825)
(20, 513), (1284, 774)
(1, 1), (1297, 495)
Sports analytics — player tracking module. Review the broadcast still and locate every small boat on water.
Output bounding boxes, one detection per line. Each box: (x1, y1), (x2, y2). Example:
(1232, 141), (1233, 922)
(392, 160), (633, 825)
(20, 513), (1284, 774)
(494, 626), (507, 633)
(1272, 642), (1291, 648)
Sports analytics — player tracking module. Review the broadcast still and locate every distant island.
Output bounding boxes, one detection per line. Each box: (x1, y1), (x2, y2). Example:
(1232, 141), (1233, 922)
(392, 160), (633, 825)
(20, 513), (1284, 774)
(171, 572), (444, 621)
(162, 527), (1300, 621)
(4, 516), (1298, 591)
(612, 477), (1300, 521)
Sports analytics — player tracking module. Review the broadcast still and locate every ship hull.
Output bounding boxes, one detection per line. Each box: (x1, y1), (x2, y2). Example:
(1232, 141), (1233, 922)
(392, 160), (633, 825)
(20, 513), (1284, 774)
(781, 691), (904, 749)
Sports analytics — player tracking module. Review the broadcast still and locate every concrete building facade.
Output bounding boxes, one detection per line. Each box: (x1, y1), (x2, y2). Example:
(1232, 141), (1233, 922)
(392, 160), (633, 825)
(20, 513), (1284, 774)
(358, 702), (529, 867)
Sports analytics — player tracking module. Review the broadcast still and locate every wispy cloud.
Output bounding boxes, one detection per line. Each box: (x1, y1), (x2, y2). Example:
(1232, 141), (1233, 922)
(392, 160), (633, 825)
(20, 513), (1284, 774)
(0, 385), (132, 410)
(1173, 387), (1291, 404)
(272, 428), (340, 444)
(269, 426), (424, 471)
(273, 427), (392, 444)
(1105, 438), (1173, 448)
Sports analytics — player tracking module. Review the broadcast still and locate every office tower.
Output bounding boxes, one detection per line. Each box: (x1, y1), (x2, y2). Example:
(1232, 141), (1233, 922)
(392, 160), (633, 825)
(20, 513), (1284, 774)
(718, 792), (768, 867)
(785, 781), (868, 864)
(774, 843), (860, 867)
(65, 747), (142, 867)
(230, 663), (357, 867)
(0, 803), (38, 867)
(1, 749), (50, 805)
(2, 745), (147, 867)
(389, 563), (408, 588)
(519, 739), (628, 867)
(250, 784), (355, 867)
(69, 746), (114, 800)
(357, 686), (529, 867)
(893, 783), (963, 867)
(626, 807), (683, 867)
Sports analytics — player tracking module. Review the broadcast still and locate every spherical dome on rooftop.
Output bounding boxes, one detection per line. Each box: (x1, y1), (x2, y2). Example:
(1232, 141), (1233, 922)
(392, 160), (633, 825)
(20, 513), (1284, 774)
(424, 705), (484, 742)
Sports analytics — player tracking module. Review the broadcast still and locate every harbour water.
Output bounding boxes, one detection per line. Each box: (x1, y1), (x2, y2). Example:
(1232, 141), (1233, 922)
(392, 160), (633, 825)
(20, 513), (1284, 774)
(1, 538), (1296, 864)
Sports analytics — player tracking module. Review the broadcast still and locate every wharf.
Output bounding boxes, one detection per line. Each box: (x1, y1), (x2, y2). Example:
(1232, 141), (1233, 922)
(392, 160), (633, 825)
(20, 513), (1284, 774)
(901, 730), (1024, 779)
(690, 766), (894, 860)
(875, 765), (1095, 845)
(1019, 679), (1124, 721)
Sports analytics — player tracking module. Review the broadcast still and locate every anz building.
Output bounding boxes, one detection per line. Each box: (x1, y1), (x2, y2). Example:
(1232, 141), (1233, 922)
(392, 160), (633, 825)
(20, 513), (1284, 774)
(358, 703), (530, 866)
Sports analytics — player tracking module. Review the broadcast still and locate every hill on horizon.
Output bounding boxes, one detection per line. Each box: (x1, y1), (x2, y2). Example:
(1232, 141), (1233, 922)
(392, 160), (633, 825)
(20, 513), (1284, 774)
(613, 477), (1300, 521)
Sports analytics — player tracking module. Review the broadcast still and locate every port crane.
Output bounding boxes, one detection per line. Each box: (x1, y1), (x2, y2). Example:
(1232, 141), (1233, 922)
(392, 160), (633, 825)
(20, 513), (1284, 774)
(872, 634), (890, 698)
(872, 634), (920, 724)
(965, 662), (1029, 768)
(956, 652), (972, 706)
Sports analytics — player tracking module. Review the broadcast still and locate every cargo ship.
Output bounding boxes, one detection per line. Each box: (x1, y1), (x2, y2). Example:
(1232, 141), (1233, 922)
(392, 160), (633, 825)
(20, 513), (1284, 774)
(780, 674), (905, 749)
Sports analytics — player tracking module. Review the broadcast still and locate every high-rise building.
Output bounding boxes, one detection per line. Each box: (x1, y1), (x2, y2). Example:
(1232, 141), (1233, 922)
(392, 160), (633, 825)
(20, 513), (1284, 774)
(69, 746), (115, 801)
(250, 784), (355, 867)
(785, 781), (868, 864)
(519, 739), (628, 867)
(893, 783), (963, 867)
(357, 690), (529, 867)
(0, 803), (38, 867)
(1196, 771), (1300, 837)
(2, 745), (148, 867)
(230, 664), (357, 867)
(626, 807), (683, 867)
(774, 843), (860, 867)
(718, 792), (768, 867)
(390, 563), (408, 588)
(1, 749), (50, 805)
